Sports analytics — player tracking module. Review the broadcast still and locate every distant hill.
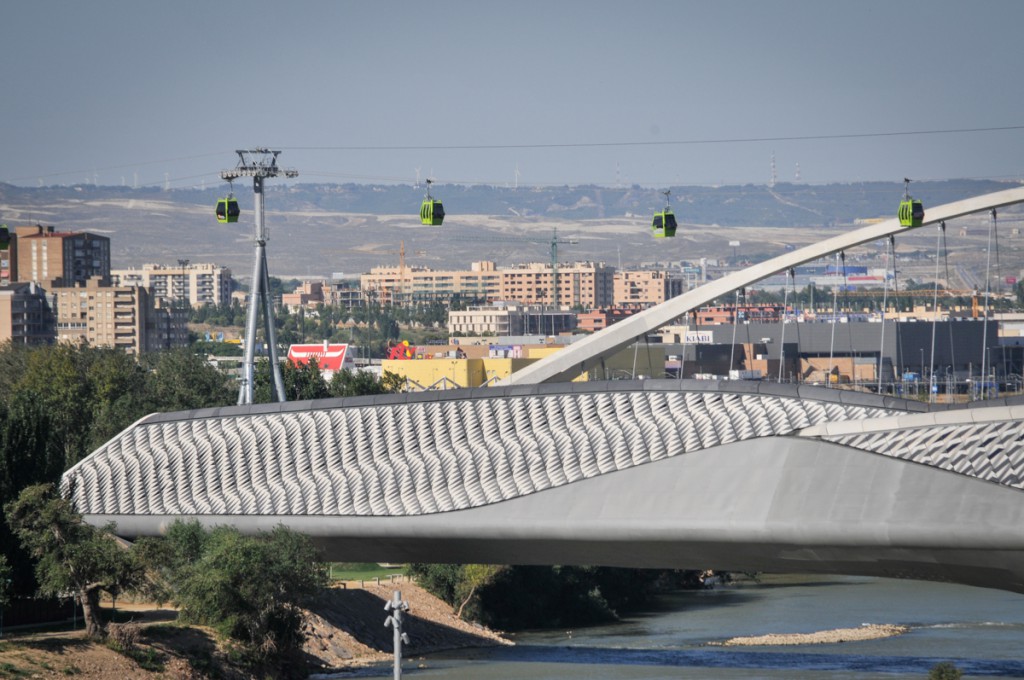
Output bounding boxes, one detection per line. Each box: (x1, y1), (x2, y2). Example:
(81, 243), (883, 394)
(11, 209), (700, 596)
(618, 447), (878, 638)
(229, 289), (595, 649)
(0, 179), (1018, 279)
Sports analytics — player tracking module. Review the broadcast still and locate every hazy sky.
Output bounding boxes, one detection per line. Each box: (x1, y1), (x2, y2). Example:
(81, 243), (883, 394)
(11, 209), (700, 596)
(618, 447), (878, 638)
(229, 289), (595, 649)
(3, 0), (1023, 190)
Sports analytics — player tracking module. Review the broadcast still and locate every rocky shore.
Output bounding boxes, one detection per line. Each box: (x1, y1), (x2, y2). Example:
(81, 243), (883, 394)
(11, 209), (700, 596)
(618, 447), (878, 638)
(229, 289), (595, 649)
(711, 623), (909, 646)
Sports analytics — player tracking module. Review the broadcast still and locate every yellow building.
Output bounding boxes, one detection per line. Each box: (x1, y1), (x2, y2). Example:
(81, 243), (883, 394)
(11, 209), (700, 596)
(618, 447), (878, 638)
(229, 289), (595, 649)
(382, 343), (585, 389)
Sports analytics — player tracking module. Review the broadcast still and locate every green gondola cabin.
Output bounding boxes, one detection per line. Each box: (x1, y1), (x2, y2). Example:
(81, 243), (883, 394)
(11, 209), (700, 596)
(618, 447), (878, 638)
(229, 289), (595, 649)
(898, 178), (924, 228)
(420, 198), (445, 226)
(216, 197), (240, 224)
(652, 209), (677, 238)
(898, 197), (924, 228)
(652, 190), (678, 238)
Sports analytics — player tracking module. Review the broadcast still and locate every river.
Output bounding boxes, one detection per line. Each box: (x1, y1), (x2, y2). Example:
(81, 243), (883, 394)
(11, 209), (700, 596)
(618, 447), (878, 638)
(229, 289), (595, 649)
(356, 574), (1024, 679)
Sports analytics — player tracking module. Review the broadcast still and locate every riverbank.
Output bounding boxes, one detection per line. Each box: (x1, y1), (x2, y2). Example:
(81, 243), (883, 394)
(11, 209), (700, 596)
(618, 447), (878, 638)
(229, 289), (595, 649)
(304, 580), (512, 672)
(0, 581), (510, 679)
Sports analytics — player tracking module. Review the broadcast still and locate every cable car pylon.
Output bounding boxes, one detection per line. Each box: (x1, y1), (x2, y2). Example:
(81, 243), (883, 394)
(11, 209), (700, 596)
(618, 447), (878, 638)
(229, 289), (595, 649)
(220, 148), (298, 406)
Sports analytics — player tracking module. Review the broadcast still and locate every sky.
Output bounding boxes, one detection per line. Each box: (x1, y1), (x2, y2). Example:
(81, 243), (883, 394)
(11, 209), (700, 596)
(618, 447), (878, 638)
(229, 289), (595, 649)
(3, 0), (1024, 190)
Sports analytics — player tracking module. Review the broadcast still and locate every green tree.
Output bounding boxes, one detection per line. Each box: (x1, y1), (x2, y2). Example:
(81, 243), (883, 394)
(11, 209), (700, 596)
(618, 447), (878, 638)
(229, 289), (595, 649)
(328, 368), (402, 397)
(0, 393), (67, 594)
(138, 521), (327, 662)
(5, 484), (138, 638)
(455, 564), (504, 618)
(14, 345), (94, 469)
(141, 348), (236, 412)
(0, 554), (11, 610)
(929, 661), (963, 680)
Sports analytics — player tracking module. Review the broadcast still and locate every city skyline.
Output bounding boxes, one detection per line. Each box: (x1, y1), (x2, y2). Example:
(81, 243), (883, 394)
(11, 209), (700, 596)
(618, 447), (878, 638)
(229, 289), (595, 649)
(2, 1), (1023, 190)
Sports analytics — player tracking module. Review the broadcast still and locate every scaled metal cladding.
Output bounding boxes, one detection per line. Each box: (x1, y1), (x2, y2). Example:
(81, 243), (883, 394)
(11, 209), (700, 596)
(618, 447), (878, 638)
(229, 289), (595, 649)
(64, 383), (913, 518)
(62, 382), (1024, 521)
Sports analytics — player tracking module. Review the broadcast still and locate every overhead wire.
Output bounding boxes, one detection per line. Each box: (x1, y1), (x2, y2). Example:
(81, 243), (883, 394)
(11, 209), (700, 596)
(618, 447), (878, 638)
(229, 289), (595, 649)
(281, 124), (1024, 153)
(5, 119), (1024, 190)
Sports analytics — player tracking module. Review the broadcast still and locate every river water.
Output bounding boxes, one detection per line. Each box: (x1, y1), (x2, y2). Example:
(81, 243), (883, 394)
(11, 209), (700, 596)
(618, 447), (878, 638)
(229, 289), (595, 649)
(356, 574), (1024, 679)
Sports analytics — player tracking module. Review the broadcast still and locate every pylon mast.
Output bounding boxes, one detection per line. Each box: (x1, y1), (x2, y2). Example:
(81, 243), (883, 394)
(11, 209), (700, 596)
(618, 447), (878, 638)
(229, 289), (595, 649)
(221, 148), (298, 406)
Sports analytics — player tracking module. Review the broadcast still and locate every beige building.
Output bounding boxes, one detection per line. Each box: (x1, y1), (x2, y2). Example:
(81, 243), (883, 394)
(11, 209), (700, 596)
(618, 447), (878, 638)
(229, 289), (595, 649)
(361, 260), (502, 305)
(613, 270), (684, 308)
(111, 262), (232, 307)
(448, 303), (576, 336)
(0, 281), (55, 345)
(54, 277), (187, 355)
(14, 225), (111, 289)
(361, 260), (614, 310)
(499, 261), (614, 309)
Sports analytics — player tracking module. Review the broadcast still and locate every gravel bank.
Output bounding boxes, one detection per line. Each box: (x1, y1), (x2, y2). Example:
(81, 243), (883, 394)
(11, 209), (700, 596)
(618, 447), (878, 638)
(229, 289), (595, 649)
(711, 623), (909, 646)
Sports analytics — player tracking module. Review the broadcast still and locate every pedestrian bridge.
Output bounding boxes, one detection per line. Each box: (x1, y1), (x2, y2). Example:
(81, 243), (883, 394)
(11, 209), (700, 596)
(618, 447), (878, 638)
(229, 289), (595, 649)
(63, 381), (1024, 593)
(63, 184), (1024, 593)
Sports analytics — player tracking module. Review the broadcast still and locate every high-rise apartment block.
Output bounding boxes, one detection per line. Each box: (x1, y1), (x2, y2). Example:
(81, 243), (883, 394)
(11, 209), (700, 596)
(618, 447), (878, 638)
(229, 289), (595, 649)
(0, 281), (55, 345)
(14, 225), (110, 289)
(111, 262), (232, 307)
(53, 276), (188, 355)
(0, 225), (15, 286)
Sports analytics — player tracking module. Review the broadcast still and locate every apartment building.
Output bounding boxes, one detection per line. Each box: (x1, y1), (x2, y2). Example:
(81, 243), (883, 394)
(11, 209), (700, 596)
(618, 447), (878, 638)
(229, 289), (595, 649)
(54, 276), (187, 355)
(613, 270), (685, 307)
(282, 280), (325, 311)
(499, 262), (615, 310)
(361, 260), (502, 305)
(14, 225), (110, 289)
(111, 262), (232, 307)
(448, 303), (576, 336)
(0, 225), (15, 286)
(0, 281), (55, 345)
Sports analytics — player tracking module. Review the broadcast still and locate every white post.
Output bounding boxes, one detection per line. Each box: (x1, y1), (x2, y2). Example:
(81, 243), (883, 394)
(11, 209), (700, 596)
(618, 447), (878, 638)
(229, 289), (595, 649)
(384, 590), (411, 680)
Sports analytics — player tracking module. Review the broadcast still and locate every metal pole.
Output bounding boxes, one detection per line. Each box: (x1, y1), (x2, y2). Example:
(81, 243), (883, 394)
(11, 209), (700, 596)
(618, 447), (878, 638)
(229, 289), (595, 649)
(384, 590), (410, 680)
(261, 247), (286, 402)
(779, 269), (790, 383)
(240, 178), (264, 404)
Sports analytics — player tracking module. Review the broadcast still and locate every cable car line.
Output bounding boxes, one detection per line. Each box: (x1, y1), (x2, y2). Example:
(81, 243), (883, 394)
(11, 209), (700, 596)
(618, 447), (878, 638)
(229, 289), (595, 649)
(280, 124), (1024, 153)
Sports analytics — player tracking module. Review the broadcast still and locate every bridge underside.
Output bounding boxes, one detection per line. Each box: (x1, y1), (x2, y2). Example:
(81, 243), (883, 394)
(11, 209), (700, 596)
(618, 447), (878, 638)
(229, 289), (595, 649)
(85, 434), (1024, 594)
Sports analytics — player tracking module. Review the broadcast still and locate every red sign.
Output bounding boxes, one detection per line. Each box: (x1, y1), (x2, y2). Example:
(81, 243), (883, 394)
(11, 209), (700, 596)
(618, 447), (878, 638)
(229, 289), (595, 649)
(1006, 276), (1017, 285)
(287, 343), (351, 372)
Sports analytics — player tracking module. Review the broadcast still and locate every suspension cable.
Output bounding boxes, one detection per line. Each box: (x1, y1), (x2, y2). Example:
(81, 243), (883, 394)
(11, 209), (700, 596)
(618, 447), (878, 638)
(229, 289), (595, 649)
(942, 223), (957, 391)
(980, 209), (996, 399)
(928, 221), (944, 403)
(729, 289), (741, 378)
(842, 251), (857, 387)
(778, 269), (792, 382)
(993, 209), (1008, 384)
(878, 237), (893, 393)
(891, 236), (905, 390)
(827, 254), (840, 387)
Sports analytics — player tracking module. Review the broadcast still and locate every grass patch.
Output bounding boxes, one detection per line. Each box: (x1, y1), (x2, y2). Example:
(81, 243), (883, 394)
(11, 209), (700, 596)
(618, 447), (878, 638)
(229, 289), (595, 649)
(105, 640), (165, 673)
(328, 562), (407, 582)
(60, 664), (80, 675)
(0, 662), (28, 679)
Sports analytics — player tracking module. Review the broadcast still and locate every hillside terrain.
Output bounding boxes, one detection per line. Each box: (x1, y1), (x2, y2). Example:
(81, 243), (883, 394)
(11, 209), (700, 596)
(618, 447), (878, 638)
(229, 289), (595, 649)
(1, 179), (1021, 283)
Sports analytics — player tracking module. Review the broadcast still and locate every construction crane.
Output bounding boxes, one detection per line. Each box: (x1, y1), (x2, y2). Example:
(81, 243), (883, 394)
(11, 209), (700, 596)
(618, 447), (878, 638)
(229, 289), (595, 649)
(467, 228), (579, 309)
(391, 240), (427, 302)
(548, 228), (580, 311)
